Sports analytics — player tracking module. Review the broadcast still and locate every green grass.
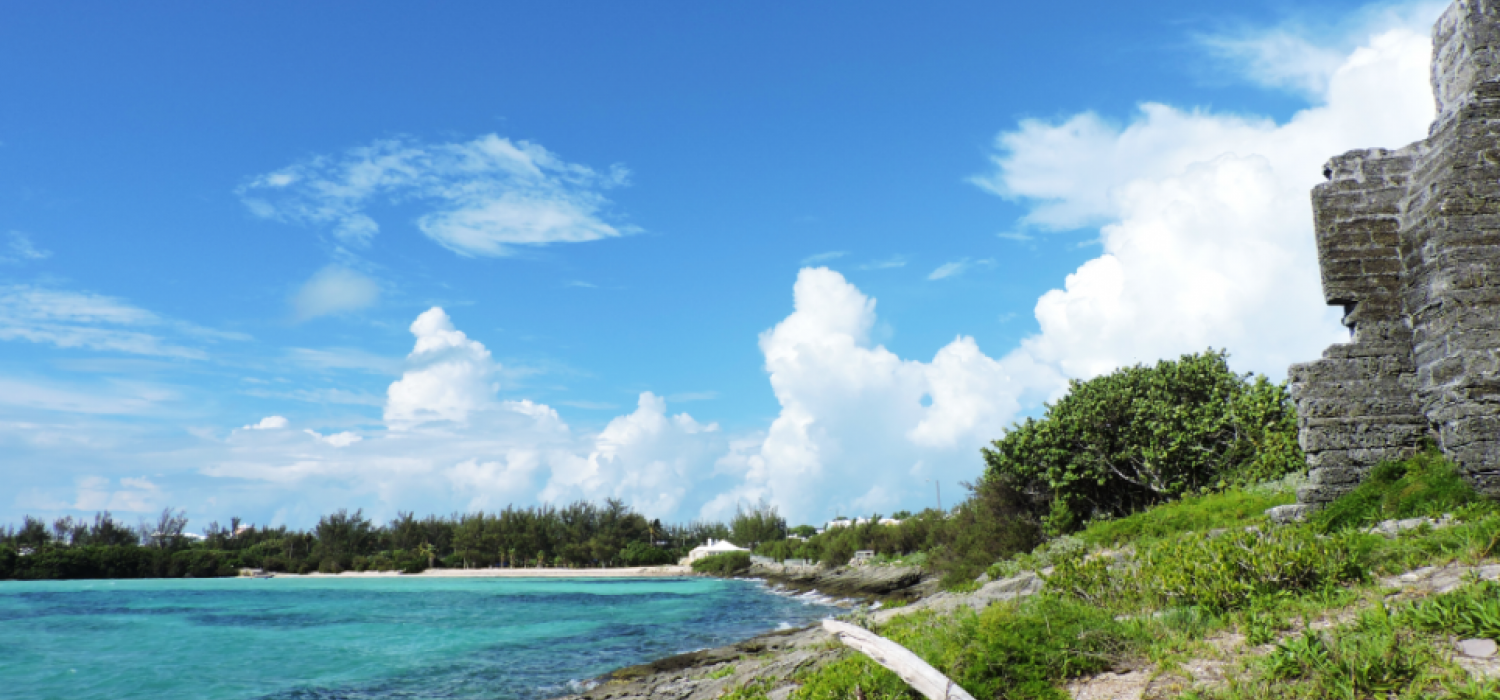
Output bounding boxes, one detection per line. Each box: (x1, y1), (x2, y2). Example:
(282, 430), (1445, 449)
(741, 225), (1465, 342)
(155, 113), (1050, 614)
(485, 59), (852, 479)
(705, 664), (737, 680)
(1311, 450), (1496, 533)
(792, 597), (1156, 700)
(790, 454), (1500, 699)
(1179, 585), (1500, 699)
(1076, 488), (1294, 548)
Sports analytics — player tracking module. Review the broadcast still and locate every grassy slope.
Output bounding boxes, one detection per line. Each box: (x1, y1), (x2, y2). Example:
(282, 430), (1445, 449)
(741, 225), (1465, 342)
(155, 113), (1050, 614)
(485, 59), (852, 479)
(722, 455), (1500, 700)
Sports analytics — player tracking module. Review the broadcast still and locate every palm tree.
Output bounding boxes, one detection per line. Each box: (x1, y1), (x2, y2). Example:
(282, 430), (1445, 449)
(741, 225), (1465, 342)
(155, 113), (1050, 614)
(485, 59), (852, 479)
(417, 541), (436, 569)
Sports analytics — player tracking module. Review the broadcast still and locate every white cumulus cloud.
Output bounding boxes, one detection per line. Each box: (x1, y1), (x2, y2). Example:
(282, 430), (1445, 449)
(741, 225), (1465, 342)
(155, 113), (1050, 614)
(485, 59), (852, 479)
(540, 392), (722, 518)
(243, 416), (289, 430)
(975, 15), (1438, 381)
(707, 268), (1058, 524)
(384, 307), (498, 429)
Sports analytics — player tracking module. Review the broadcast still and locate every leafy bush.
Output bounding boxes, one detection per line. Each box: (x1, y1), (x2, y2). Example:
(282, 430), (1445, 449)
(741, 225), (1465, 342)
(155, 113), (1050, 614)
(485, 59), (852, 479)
(983, 350), (1303, 533)
(0, 544), (14, 578)
(166, 550), (237, 578)
(1049, 527), (1369, 613)
(988, 535), (1086, 581)
(1402, 581), (1500, 640)
(927, 477), (1043, 587)
(1262, 606), (1429, 699)
(616, 541), (677, 566)
(691, 551), (751, 576)
(1312, 450), (1493, 533)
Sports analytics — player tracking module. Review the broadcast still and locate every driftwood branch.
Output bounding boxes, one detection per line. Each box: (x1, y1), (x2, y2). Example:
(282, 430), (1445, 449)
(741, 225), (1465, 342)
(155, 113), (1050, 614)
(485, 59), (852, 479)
(822, 620), (976, 700)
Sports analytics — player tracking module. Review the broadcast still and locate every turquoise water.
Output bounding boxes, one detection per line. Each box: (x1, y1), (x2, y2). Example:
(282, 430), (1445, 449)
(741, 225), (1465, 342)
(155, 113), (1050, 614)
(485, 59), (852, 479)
(0, 577), (836, 700)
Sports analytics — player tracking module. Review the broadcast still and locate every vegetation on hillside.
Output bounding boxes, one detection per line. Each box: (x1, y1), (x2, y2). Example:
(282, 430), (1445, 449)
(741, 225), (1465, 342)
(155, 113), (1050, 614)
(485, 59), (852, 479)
(983, 349), (1302, 533)
(730, 452), (1500, 700)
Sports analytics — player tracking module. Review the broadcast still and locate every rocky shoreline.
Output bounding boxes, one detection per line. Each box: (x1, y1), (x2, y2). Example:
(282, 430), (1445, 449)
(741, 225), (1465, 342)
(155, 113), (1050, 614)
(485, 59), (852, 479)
(545, 562), (940, 700)
(547, 563), (1011, 700)
(747, 561), (938, 602)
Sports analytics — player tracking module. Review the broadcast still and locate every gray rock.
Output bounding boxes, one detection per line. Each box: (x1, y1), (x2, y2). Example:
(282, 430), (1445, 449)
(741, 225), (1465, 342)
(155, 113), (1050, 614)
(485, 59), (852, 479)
(1365, 514), (1456, 538)
(1290, 0), (1500, 505)
(1458, 639), (1498, 659)
(1266, 504), (1315, 524)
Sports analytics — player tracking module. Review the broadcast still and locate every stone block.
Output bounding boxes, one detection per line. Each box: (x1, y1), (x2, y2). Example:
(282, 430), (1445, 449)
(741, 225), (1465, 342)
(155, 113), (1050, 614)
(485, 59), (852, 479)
(1294, 0), (1500, 508)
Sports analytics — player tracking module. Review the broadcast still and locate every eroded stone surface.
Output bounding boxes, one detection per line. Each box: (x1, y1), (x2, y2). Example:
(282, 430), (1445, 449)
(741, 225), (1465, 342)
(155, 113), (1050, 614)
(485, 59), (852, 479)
(1459, 638), (1499, 658)
(1291, 0), (1500, 506)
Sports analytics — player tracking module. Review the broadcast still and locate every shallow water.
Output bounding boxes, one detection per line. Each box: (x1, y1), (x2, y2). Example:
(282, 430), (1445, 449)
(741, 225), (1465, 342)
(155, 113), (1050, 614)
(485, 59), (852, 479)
(0, 576), (837, 700)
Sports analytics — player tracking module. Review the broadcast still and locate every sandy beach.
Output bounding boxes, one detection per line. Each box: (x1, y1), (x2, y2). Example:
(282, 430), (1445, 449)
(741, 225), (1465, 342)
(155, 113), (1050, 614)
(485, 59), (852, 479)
(265, 566), (694, 578)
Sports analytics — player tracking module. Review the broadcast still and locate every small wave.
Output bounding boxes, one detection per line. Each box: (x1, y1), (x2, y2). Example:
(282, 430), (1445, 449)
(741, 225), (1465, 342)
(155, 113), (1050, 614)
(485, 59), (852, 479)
(538, 678), (600, 696)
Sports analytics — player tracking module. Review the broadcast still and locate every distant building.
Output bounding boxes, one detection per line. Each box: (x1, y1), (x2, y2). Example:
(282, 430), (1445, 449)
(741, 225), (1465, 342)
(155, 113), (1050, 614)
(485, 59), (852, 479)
(680, 538), (749, 565)
(823, 517), (902, 530)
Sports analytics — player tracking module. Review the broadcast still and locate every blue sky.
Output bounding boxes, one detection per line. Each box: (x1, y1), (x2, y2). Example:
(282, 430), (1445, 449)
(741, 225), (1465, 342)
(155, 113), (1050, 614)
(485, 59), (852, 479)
(0, 1), (1446, 530)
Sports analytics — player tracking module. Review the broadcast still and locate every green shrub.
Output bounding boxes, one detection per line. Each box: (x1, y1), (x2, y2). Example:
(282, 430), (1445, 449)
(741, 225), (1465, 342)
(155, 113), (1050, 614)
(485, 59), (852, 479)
(983, 350), (1303, 533)
(1262, 606), (1429, 698)
(928, 477), (1043, 587)
(168, 549), (231, 578)
(400, 558), (426, 574)
(1049, 527), (1369, 613)
(0, 544), (14, 578)
(691, 551), (751, 576)
(1312, 450), (1492, 533)
(1402, 581), (1500, 640)
(617, 541), (677, 566)
(988, 535), (1085, 581)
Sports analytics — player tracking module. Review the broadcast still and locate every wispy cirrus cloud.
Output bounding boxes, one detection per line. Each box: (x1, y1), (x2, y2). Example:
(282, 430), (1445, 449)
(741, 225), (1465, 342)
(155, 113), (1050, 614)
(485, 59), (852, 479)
(2, 231), (50, 263)
(239, 134), (638, 258)
(800, 251), (847, 265)
(927, 258), (994, 281)
(857, 256), (906, 271)
(0, 285), (243, 359)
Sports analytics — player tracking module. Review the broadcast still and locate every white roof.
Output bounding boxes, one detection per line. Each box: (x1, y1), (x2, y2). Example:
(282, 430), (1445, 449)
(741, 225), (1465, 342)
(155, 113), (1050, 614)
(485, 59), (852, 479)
(690, 538), (748, 554)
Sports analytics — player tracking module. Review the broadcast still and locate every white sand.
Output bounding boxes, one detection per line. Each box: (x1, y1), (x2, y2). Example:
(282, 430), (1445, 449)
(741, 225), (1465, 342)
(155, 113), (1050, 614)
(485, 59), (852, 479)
(266, 566), (694, 579)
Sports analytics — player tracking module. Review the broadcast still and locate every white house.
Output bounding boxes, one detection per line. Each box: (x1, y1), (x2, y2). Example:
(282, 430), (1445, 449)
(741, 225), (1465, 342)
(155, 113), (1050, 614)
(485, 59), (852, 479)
(823, 517), (902, 530)
(680, 538), (750, 565)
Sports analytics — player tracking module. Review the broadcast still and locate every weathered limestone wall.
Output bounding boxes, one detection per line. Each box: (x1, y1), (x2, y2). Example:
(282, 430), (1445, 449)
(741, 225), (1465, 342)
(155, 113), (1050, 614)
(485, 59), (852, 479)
(1292, 0), (1500, 505)
(1289, 147), (1429, 504)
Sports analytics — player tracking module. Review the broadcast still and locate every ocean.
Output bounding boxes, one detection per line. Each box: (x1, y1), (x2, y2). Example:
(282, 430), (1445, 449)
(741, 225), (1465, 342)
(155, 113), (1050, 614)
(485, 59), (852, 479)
(0, 576), (838, 700)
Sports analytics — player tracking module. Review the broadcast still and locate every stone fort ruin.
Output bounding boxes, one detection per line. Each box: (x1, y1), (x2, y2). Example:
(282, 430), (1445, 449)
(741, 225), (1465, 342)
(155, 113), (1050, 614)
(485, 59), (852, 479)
(1290, 0), (1500, 507)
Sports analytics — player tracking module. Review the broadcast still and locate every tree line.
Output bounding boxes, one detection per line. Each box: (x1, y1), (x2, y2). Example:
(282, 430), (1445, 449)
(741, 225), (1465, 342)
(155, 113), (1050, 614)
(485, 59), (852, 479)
(0, 498), (763, 580)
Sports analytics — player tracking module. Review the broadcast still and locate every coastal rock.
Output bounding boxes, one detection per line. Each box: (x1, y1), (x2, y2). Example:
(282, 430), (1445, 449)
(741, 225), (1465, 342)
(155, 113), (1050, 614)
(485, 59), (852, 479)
(1459, 639), (1498, 659)
(558, 625), (837, 700)
(1290, 0), (1500, 506)
(872, 571), (1045, 623)
(1379, 562), (1500, 594)
(750, 562), (932, 601)
(1266, 504), (1314, 524)
(1365, 514), (1457, 538)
